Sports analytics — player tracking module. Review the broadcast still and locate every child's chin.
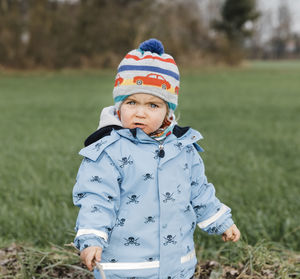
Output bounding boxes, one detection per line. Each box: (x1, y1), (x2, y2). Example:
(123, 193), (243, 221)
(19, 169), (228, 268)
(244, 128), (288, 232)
(138, 127), (151, 134)
(131, 126), (148, 133)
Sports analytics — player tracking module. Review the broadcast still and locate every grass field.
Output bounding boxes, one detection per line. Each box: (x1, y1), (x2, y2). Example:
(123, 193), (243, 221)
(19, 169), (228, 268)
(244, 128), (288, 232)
(0, 61), (299, 274)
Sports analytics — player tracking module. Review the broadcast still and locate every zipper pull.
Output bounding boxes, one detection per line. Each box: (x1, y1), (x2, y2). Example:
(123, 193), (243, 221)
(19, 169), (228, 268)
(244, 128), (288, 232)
(158, 144), (165, 158)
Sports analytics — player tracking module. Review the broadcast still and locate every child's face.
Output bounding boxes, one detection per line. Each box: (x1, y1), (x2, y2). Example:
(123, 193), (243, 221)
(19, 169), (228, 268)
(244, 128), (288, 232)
(119, 93), (168, 134)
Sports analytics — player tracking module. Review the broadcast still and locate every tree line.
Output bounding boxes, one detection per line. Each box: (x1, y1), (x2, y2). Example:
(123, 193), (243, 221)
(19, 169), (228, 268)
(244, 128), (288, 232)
(1, 0), (285, 69)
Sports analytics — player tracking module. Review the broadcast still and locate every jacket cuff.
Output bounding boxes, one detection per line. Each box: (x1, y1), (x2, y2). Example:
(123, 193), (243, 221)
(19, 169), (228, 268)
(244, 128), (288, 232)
(197, 204), (234, 235)
(74, 234), (108, 251)
(216, 218), (234, 234)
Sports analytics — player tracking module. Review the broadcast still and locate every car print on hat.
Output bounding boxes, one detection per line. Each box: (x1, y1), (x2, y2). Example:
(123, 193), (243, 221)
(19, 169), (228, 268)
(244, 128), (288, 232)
(133, 73), (171, 90)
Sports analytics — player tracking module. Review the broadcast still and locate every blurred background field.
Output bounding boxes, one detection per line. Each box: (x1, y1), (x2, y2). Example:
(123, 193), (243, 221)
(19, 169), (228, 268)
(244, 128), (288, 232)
(0, 61), (299, 253)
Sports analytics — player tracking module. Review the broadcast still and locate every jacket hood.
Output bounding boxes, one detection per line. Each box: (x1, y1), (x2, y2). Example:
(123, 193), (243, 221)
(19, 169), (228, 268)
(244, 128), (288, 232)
(84, 106), (123, 147)
(98, 106), (122, 129)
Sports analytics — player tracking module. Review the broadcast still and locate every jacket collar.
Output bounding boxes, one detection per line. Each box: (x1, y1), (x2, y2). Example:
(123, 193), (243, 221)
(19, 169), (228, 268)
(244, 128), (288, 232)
(79, 129), (121, 161)
(84, 125), (203, 146)
(84, 125), (122, 147)
(115, 125), (203, 147)
(80, 125), (203, 162)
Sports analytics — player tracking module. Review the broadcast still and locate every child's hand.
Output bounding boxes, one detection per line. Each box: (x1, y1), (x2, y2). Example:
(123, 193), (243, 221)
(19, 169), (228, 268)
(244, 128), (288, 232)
(222, 224), (240, 242)
(80, 246), (103, 271)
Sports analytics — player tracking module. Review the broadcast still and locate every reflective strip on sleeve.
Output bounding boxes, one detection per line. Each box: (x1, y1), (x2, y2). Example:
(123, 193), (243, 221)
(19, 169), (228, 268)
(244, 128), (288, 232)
(102, 261), (159, 270)
(197, 204), (229, 229)
(180, 249), (196, 264)
(100, 250), (195, 270)
(75, 229), (108, 241)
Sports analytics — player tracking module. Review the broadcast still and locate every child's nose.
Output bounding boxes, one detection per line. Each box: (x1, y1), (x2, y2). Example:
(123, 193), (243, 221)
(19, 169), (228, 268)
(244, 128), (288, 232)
(135, 106), (146, 117)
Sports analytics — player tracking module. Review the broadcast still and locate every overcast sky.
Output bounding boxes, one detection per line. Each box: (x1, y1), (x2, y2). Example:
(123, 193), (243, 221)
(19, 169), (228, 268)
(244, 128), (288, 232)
(258, 0), (300, 32)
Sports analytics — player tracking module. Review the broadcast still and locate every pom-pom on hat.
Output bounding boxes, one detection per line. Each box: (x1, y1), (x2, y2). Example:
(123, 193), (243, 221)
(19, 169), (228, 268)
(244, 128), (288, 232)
(113, 38), (180, 114)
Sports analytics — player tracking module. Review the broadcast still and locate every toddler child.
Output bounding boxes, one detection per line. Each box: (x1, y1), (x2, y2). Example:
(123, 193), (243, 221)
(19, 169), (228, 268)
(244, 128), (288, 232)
(73, 39), (240, 279)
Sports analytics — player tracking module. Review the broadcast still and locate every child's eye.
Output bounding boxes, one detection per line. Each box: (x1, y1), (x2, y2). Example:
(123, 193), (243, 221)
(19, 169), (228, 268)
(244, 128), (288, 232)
(126, 100), (136, 105)
(150, 103), (158, 108)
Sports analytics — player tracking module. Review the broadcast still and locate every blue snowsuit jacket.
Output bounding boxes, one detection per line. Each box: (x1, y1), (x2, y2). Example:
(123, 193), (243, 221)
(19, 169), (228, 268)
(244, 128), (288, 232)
(73, 125), (234, 279)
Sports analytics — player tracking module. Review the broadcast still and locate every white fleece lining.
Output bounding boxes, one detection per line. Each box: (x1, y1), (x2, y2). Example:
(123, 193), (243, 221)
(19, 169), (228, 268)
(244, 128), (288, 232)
(100, 250), (196, 270)
(76, 229), (108, 241)
(98, 106), (122, 129)
(197, 204), (229, 229)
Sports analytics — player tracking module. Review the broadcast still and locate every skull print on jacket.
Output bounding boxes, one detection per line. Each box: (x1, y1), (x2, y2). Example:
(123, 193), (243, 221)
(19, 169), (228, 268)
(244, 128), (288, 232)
(73, 127), (234, 279)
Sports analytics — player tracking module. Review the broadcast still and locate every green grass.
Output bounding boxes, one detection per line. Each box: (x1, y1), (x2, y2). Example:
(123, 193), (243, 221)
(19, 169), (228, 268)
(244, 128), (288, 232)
(1, 241), (299, 278)
(0, 62), (299, 257)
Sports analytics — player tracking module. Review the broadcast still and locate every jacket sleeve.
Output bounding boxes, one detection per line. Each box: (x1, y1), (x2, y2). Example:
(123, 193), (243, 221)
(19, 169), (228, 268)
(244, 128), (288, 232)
(190, 149), (234, 235)
(73, 151), (121, 251)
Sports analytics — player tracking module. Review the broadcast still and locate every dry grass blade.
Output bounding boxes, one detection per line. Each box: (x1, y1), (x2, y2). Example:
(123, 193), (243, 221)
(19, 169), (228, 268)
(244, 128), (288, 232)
(0, 243), (93, 279)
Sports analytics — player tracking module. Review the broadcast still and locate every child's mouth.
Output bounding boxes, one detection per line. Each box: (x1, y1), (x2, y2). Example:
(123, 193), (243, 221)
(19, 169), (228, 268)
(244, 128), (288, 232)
(134, 123), (146, 128)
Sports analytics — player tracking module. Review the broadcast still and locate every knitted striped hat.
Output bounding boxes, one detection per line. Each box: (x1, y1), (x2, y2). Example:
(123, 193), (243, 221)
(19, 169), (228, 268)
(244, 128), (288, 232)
(113, 39), (180, 113)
